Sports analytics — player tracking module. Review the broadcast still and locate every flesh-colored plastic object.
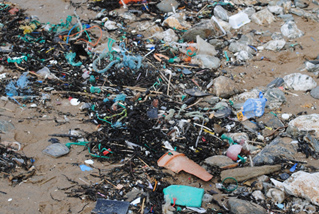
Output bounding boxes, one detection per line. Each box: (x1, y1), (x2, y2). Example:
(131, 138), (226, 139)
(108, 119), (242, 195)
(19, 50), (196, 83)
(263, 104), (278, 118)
(157, 151), (213, 181)
(226, 144), (242, 161)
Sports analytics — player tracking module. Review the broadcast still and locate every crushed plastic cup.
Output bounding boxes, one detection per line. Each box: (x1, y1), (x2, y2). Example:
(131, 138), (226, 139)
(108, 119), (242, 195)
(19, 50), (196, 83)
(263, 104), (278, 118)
(70, 98), (80, 106)
(229, 12), (250, 29)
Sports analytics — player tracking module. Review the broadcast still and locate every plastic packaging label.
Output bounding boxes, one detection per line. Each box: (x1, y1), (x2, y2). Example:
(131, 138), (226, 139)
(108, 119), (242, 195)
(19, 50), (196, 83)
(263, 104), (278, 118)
(242, 93), (267, 118)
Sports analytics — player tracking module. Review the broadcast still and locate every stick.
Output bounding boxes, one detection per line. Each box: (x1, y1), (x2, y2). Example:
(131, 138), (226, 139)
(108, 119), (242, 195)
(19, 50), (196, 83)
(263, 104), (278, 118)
(167, 72), (172, 96)
(51, 91), (103, 99)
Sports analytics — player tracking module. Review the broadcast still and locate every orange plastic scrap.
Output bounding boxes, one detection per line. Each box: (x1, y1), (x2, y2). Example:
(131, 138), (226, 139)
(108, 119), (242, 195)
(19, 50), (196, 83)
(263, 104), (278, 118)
(153, 53), (169, 62)
(119, 0), (145, 5)
(157, 150), (213, 181)
(182, 46), (197, 62)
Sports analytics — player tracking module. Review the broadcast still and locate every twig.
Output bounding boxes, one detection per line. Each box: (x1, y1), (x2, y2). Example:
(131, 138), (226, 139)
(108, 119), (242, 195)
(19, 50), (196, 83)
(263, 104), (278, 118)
(141, 198), (145, 214)
(51, 90), (103, 99)
(185, 98), (203, 109)
(167, 72), (172, 96)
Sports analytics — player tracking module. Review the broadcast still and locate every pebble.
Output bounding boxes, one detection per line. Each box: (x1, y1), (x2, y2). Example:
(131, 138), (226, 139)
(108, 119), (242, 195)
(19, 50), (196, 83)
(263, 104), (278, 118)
(310, 86), (319, 99)
(42, 143), (70, 158)
(228, 198), (267, 214)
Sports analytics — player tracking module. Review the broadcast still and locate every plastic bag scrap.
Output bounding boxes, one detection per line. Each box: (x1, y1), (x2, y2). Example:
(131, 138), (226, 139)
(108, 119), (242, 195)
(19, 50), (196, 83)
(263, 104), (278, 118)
(239, 92), (267, 120)
(5, 72), (32, 96)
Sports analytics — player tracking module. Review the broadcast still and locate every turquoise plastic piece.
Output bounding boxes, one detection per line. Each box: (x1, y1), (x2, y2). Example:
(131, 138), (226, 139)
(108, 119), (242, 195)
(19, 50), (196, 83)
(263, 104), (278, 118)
(221, 134), (234, 145)
(163, 185), (204, 207)
(65, 52), (82, 66)
(90, 86), (101, 94)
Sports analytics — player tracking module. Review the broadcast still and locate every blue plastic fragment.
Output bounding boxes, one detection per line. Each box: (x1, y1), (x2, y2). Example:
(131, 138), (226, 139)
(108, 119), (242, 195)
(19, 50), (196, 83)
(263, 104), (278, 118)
(290, 163), (297, 172)
(276, 203), (284, 209)
(80, 164), (93, 171)
(113, 94), (126, 102)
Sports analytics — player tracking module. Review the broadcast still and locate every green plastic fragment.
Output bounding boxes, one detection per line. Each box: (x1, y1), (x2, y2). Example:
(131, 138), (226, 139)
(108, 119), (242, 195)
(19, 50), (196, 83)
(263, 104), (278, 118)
(90, 75), (95, 83)
(90, 86), (101, 94)
(221, 134), (234, 144)
(163, 185), (204, 207)
(224, 51), (229, 61)
(65, 52), (82, 66)
(7, 55), (27, 64)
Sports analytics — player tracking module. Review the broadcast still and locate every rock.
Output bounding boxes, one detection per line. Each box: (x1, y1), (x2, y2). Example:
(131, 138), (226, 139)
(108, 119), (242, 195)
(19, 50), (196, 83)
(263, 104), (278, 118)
(310, 86), (319, 99)
(221, 165), (281, 182)
(236, 50), (253, 61)
(287, 114), (319, 137)
(232, 89), (259, 103)
(281, 21), (304, 39)
(212, 76), (238, 98)
(267, 5), (284, 15)
(157, 0), (179, 13)
(154, 29), (179, 43)
(260, 113), (284, 129)
(253, 137), (295, 166)
(228, 198), (267, 214)
(252, 190), (265, 201)
(196, 35), (217, 56)
(303, 133), (319, 152)
(42, 143), (70, 158)
(266, 188), (285, 203)
(251, 8), (275, 25)
(229, 42), (250, 53)
(202, 96), (220, 105)
(162, 16), (188, 30)
(271, 171), (319, 206)
(283, 73), (317, 91)
(0, 120), (14, 133)
(214, 5), (229, 21)
(264, 40), (286, 51)
(204, 155), (234, 167)
(194, 54), (220, 69)
(241, 120), (259, 134)
(182, 19), (217, 42)
(125, 188), (145, 202)
(294, 0), (309, 8)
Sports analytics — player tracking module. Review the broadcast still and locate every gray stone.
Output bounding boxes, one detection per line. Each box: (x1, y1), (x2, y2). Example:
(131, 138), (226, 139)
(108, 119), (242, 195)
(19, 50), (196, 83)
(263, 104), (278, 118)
(43, 143), (70, 158)
(228, 198), (267, 214)
(266, 188), (285, 204)
(196, 54), (220, 69)
(212, 76), (239, 98)
(214, 5), (229, 21)
(232, 89), (259, 103)
(208, 39), (225, 49)
(260, 113), (284, 129)
(221, 165), (281, 182)
(204, 155), (234, 167)
(202, 96), (220, 105)
(229, 42), (250, 53)
(253, 137), (295, 166)
(0, 120), (14, 133)
(283, 73), (317, 91)
(281, 21), (304, 39)
(304, 133), (319, 152)
(310, 86), (319, 99)
(287, 114), (319, 137)
(294, 0), (308, 8)
(156, 0), (179, 13)
(241, 120), (259, 134)
(252, 190), (265, 201)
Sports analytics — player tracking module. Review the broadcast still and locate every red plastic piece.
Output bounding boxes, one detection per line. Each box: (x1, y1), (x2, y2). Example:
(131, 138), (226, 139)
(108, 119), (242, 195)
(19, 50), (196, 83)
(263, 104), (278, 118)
(119, 0), (145, 5)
